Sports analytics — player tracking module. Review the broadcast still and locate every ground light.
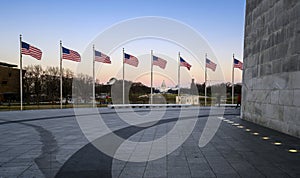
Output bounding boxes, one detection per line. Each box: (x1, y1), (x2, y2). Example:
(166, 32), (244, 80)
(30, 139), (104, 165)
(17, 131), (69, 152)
(288, 149), (298, 153)
(252, 132), (259, 136)
(245, 129), (251, 132)
(262, 136), (270, 140)
(273, 141), (282, 146)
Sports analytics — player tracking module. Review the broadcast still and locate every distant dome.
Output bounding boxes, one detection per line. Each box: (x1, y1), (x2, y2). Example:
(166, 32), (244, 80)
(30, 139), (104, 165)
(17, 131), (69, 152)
(158, 80), (169, 93)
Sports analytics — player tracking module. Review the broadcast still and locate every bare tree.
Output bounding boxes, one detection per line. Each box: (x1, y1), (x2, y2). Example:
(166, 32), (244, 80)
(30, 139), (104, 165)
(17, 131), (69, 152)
(23, 65), (34, 104)
(23, 65), (43, 105)
(72, 73), (93, 104)
(45, 66), (60, 104)
(63, 68), (74, 104)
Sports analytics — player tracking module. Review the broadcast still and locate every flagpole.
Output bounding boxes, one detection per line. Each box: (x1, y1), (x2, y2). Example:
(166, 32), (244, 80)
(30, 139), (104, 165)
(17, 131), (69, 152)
(122, 48), (125, 104)
(60, 40), (63, 109)
(205, 53), (207, 106)
(178, 52), (180, 104)
(19, 35), (23, 111)
(93, 45), (96, 108)
(150, 50), (153, 104)
(232, 53), (235, 104)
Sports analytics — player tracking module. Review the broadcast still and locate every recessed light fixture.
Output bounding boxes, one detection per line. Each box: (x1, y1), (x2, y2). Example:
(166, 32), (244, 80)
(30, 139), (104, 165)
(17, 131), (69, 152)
(237, 125), (244, 128)
(232, 123), (240, 126)
(252, 132), (259, 136)
(273, 142), (282, 146)
(245, 129), (251, 132)
(289, 148), (298, 153)
(262, 136), (270, 140)
(288, 149), (298, 153)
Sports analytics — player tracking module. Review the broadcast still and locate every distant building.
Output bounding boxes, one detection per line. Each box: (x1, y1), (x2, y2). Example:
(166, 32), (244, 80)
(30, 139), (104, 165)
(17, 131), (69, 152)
(158, 80), (169, 93)
(176, 78), (199, 105)
(0, 62), (21, 102)
(176, 95), (199, 105)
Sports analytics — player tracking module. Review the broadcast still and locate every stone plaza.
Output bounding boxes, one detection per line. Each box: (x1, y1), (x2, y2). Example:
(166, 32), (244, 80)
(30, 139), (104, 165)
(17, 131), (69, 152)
(0, 107), (300, 177)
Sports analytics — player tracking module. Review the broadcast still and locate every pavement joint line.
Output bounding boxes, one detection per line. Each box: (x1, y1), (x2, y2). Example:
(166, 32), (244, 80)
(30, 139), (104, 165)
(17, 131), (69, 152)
(197, 142), (218, 177)
(17, 161), (36, 177)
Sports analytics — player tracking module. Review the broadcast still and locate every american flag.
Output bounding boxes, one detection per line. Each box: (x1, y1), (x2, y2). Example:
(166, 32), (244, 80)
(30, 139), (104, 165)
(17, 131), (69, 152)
(95, 50), (111, 64)
(124, 53), (138, 67)
(153, 55), (167, 69)
(180, 57), (191, 70)
(62, 47), (81, 62)
(21, 42), (42, 60)
(234, 58), (243, 70)
(206, 58), (217, 71)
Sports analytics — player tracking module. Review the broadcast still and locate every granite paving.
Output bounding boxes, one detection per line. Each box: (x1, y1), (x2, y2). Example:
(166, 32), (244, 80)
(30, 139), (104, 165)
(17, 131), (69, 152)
(0, 107), (299, 178)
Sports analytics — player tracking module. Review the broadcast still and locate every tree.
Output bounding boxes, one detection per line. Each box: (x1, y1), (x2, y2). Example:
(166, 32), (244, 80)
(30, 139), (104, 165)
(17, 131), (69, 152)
(23, 66), (34, 104)
(45, 66), (60, 103)
(72, 73), (93, 103)
(63, 68), (74, 103)
(23, 65), (43, 105)
(196, 83), (205, 95)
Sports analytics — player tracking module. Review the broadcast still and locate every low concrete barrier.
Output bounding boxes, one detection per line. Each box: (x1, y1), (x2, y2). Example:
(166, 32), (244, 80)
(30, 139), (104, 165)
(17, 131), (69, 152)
(214, 104), (236, 107)
(107, 104), (192, 109)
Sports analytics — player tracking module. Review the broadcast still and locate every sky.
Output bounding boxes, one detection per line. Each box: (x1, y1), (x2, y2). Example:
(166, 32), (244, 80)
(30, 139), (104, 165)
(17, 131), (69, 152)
(0, 0), (246, 88)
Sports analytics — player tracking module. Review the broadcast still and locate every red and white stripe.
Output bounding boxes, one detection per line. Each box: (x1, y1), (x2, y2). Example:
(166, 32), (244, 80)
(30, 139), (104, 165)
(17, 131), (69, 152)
(22, 45), (42, 60)
(180, 61), (191, 70)
(63, 50), (81, 62)
(153, 56), (167, 69)
(95, 53), (111, 64)
(124, 54), (139, 67)
(234, 59), (243, 70)
(206, 59), (217, 71)
(234, 62), (243, 70)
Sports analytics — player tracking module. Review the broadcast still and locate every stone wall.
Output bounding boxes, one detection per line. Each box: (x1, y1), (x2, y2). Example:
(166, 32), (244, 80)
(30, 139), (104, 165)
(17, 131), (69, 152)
(242, 0), (300, 137)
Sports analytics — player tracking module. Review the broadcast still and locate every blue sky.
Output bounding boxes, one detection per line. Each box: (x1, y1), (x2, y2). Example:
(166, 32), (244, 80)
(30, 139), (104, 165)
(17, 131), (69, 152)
(0, 0), (246, 86)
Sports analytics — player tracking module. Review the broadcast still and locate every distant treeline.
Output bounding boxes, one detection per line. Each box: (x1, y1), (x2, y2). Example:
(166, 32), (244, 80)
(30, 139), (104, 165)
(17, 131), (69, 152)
(20, 65), (241, 105)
